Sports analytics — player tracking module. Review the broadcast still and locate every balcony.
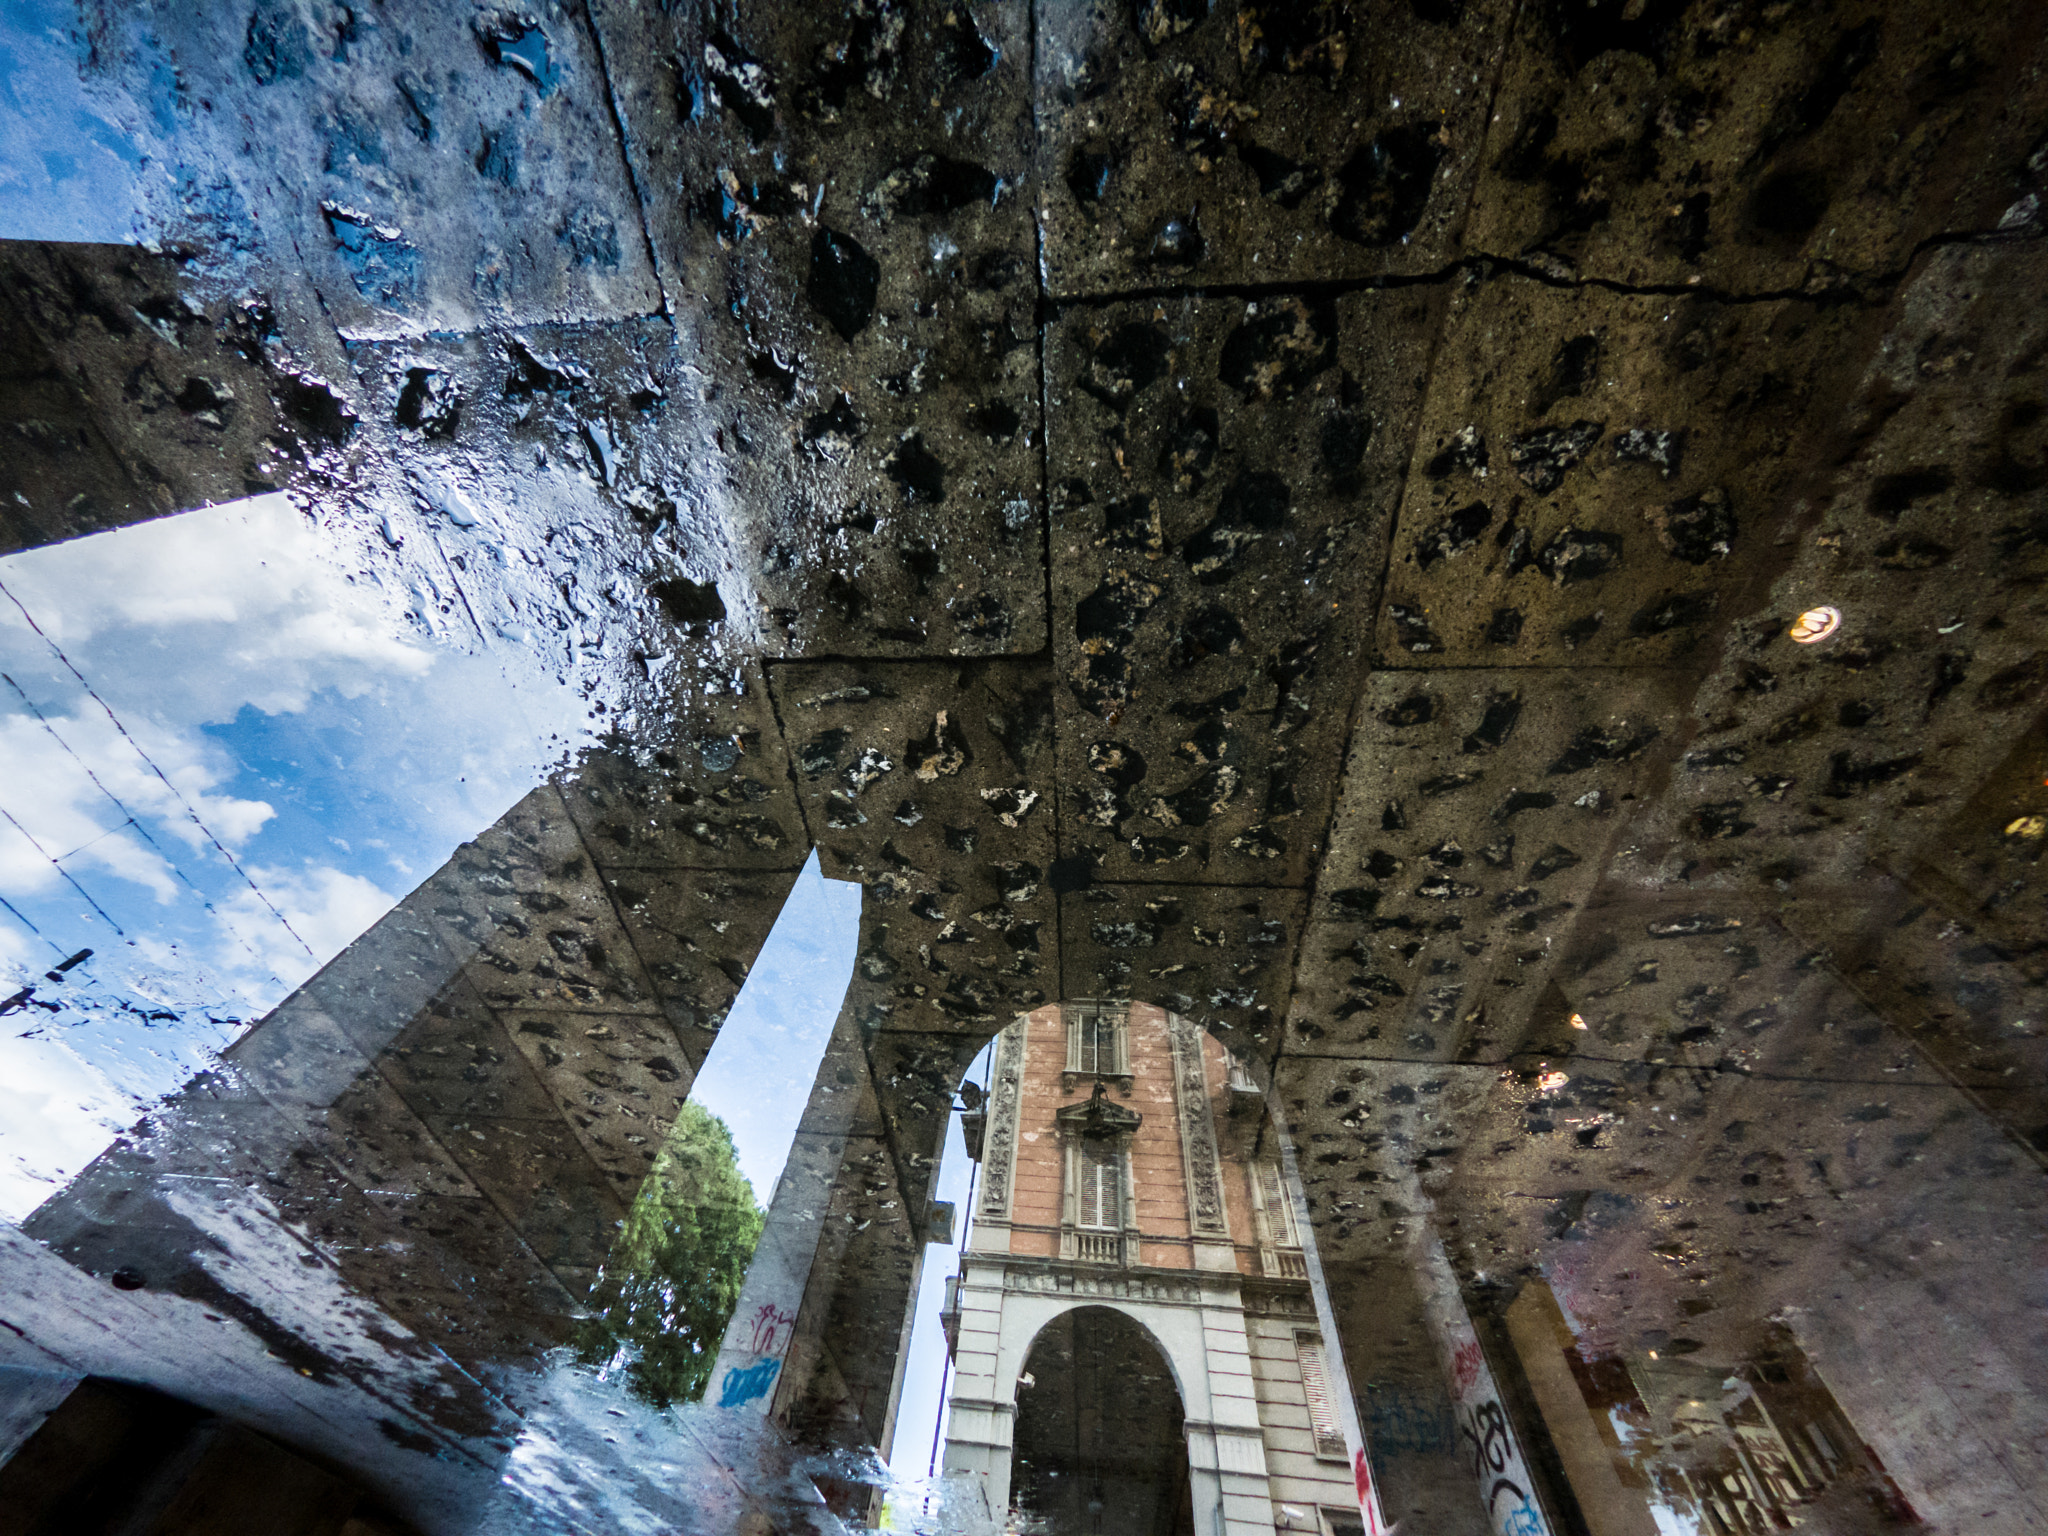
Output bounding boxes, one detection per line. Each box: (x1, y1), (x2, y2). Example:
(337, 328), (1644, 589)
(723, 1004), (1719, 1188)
(1266, 1248), (1310, 1281)
(1073, 1230), (1124, 1265)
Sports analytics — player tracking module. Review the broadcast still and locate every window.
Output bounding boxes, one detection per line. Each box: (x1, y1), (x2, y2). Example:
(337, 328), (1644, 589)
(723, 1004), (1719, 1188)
(1064, 1000), (1128, 1077)
(1296, 1333), (1347, 1460)
(1077, 1010), (1115, 1074)
(1077, 1139), (1122, 1230)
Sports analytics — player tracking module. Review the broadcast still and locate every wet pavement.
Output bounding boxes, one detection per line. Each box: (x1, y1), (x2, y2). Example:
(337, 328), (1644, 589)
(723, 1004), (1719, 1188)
(0, 0), (2045, 1533)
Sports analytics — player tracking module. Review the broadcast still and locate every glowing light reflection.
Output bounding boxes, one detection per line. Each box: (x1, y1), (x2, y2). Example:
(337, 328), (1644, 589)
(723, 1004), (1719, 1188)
(1789, 605), (1841, 644)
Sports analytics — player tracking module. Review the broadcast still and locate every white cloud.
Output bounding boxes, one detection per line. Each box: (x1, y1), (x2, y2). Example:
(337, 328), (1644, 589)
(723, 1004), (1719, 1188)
(0, 693), (286, 908)
(0, 1032), (131, 1221)
(214, 863), (396, 1004)
(0, 495), (432, 726)
(0, 719), (174, 902)
(0, 912), (42, 975)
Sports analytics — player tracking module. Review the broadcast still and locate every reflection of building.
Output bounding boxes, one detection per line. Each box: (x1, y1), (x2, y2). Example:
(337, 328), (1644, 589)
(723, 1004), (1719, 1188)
(1502, 1282), (1914, 1536)
(941, 1001), (1356, 1536)
(1618, 1337), (1916, 1536)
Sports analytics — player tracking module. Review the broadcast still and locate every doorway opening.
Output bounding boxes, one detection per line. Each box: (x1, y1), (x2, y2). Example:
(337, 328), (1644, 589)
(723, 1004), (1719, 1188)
(1012, 1306), (1194, 1536)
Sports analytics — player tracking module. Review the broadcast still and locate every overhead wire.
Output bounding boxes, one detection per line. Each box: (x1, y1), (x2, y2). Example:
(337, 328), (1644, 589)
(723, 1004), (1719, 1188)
(927, 1035), (997, 1485)
(0, 579), (315, 961)
(0, 670), (283, 981)
(50, 817), (136, 863)
(0, 892), (64, 958)
(0, 800), (126, 935)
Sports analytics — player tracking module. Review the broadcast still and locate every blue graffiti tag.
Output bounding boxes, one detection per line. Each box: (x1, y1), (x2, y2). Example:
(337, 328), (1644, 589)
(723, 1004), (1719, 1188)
(717, 1357), (781, 1408)
(1488, 1476), (1545, 1536)
(1363, 1384), (1456, 1453)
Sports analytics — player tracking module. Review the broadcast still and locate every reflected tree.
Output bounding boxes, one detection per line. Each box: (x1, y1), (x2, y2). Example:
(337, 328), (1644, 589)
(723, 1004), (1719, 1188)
(576, 1102), (765, 1406)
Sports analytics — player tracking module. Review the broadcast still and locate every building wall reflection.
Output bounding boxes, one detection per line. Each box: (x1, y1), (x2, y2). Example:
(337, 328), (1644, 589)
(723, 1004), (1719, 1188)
(941, 1001), (1358, 1536)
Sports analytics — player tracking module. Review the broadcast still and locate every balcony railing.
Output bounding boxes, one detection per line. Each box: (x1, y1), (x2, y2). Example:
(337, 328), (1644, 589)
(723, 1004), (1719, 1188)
(1074, 1230), (1123, 1265)
(1267, 1248), (1309, 1280)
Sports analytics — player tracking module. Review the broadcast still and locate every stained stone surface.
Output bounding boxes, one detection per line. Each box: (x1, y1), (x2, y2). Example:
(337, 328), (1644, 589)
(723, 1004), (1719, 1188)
(0, 242), (364, 537)
(1631, 244), (2048, 889)
(1046, 288), (1431, 888)
(1787, 872), (2048, 1161)
(587, 0), (1046, 659)
(561, 677), (811, 875)
(79, 0), (661, 338)
(1059, 883), (1308, 1064)
(1035, 0), (1517, 294)
(769, 660), (1060, 1038)
(1465, 0), (2048, 291)
(0, 286), (158, 551)
(1374, 274), (1877, 668)
(1288, 668), (1686, 1063)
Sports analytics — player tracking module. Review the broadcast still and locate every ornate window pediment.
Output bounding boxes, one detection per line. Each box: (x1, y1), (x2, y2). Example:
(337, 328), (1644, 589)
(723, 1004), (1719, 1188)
(1054, 1079), (1142, 1141)
(1056, 1081), (1140, 1263)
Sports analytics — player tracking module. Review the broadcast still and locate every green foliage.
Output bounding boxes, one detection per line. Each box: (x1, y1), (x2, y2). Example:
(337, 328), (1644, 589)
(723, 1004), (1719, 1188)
(575, 1101), (765, 1407)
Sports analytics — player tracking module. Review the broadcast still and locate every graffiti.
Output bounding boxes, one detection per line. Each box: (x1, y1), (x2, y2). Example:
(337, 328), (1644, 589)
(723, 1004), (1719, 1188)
(1452, 1338), (1484, 1395)
(1418, 1231), (1554, 1536)
(1463, 1400), (1515, 1479)
(746, 1301), (796, 1356)
(1352, 1448), (1391, 1536)
(1446, 1387), (1554, 1536)
(717, 1357), (781, 1408)
(1362, 1383), (1456, 1453)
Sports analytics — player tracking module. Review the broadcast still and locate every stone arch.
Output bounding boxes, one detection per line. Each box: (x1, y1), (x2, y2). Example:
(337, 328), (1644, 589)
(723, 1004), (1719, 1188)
(998, 1297), (1207, 1427)
(1008, 1303), (1198, 1536)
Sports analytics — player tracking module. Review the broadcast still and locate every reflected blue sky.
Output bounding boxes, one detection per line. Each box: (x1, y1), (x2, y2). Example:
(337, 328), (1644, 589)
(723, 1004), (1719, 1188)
(0, 494), (610, 1217)
(886, 1041), (989, 1491)
(0, 0), (154, 244)
(687, 852), (859, 1203)
(0, 487), (962, 1467)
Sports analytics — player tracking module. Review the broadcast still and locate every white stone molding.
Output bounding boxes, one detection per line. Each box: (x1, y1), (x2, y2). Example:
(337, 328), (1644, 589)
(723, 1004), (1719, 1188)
(978, 1017), (1025, 1220)
(1169, 1012), (1231, 1240)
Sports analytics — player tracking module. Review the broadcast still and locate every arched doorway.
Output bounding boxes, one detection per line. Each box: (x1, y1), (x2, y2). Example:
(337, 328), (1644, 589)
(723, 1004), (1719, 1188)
(1011, 1306), (1195, 1536)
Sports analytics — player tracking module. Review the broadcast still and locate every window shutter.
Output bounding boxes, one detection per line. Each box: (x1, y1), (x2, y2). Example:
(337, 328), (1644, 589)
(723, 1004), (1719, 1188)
(1260, 1162), (1299, 1246)
(1296, 1335), (1345, 1458)
(1078, 1142), (1120, 1229)
(1066, 1012), (1082, 1073)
